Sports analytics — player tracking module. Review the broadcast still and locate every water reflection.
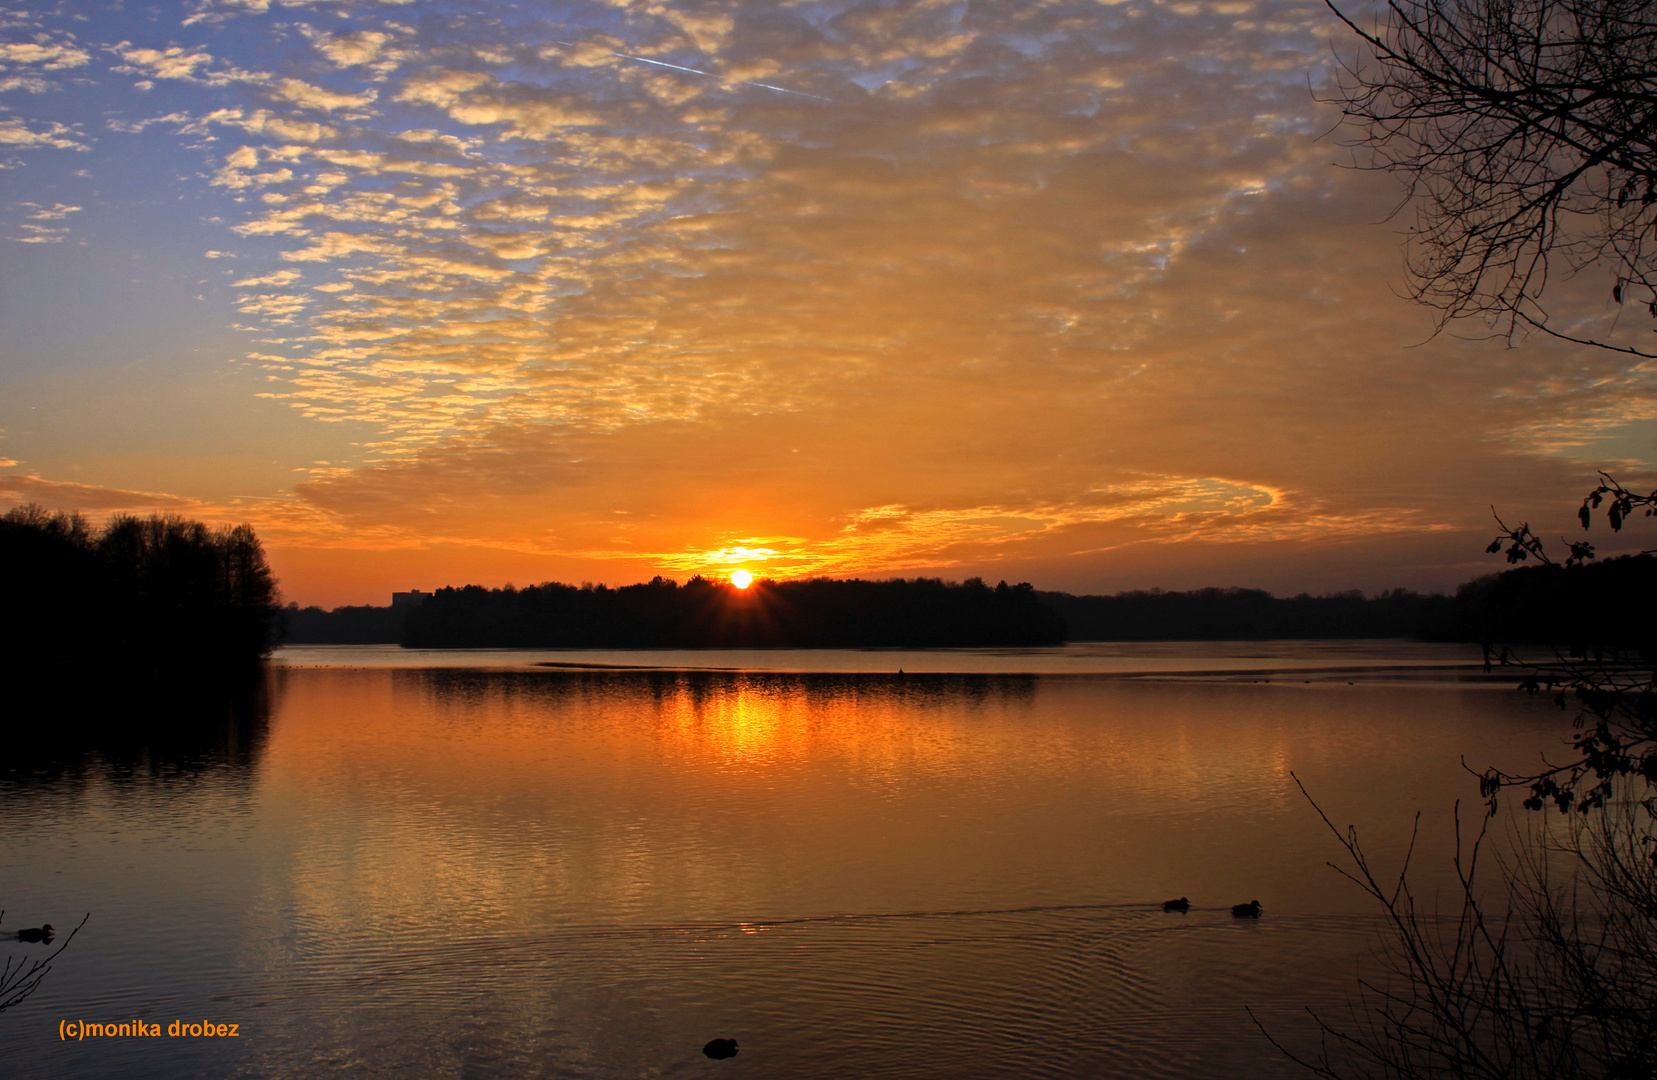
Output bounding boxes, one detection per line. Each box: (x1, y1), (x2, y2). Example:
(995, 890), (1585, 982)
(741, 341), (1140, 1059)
(415, 667), (1039, 761)
(0, 662), (1574, 1080)
(2, 667), (275, 791)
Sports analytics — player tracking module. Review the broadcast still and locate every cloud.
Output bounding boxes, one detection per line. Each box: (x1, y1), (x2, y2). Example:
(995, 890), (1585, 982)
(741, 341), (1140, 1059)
(195, 107), (338, 143)
(233, 268), (303, 286)
(0, 474), (206, 515)
(112, 43), (227, 83)
(0, 36), (91, 94)
(272, 77), (377, 112)
(0, 117), (85, 149)
(185, 0), (414, 23)
(105, 111), (194, 133)
(8, 199), (81, 242)
(237, 291), (310, 320)
(299, 26), (405, 72)
(0, 41), (90, 70)
(22, 200), (79, 219)
(19, 0), (1656, 596)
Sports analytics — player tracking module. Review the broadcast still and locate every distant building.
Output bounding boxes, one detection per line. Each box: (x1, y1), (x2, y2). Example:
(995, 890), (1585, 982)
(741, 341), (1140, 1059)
(391, 590), (430, 608)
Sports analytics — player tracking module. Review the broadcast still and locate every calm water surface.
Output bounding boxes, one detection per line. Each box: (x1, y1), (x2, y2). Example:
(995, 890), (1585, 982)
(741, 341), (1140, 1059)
(1, 643), (1568, 1078)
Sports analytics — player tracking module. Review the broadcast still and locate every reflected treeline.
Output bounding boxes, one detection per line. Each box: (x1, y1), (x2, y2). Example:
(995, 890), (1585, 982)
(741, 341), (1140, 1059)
(0, 504), (282, 671)
(397, 577), (1066, 648)
(407, 666), (1041, 712)
(2, 666), (275, 791)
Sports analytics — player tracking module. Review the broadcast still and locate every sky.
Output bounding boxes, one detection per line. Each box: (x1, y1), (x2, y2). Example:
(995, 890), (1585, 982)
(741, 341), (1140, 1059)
(1, 0), (1654, 609)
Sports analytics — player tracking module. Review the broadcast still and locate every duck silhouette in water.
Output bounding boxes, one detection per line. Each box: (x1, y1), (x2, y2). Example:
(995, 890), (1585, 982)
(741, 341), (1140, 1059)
(17, 924), (54, 943)
(1162, 897), (1190, 912)
(1231, 900), (1262, 918)
(703, 1038), (739, 1060)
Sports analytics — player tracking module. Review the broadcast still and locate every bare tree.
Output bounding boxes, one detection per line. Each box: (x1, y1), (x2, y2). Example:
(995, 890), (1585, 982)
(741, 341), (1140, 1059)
(1264, 782), (1657, 1079)
(1259, 474), (1657, 1078)
(0, 912), (87, 1014)
(1326, 0), (1657, 356)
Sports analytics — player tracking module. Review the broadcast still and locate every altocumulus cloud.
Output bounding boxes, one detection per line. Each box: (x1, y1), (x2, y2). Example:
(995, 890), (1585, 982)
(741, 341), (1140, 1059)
(3, 0), (1653, 593)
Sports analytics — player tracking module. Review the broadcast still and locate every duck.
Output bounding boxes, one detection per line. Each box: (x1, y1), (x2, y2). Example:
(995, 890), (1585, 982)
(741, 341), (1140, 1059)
(17, 924), (54, 943)
(702, 1038), (739, 1060)
(1231, 900), (1263, 918)
(1162, 897), (1190, 912)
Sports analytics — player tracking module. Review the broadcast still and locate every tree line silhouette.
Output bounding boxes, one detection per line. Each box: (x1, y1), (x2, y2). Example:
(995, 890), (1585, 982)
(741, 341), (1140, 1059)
(284, 601), (408, 644)
(1037, 586), (1460, 641)
(1454, 554), (1656, 655)
(284, 567), (1657, 647)
(395, 575), (1066, 648)
(16, 488), (1622, 654)
(1, 503), (282, 671)
(1046, 561), (1657, 647)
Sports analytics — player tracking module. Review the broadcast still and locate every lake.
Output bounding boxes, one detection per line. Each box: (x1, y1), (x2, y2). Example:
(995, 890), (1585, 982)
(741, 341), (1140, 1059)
(1, 642), (1569, 1078)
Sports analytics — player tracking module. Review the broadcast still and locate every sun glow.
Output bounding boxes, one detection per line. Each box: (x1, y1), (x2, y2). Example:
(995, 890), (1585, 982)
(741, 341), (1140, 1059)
(730, 569), (753, 589)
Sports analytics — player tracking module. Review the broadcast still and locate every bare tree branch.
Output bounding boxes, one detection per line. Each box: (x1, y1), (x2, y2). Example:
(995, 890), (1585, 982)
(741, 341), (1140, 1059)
(0, 911), (88, 1013)
(1325, 0), (1657, 355)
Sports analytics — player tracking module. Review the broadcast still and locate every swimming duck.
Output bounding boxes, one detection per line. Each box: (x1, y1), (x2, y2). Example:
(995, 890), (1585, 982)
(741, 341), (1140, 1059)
(1162, 897), (1190, 912)
(17, 924), (54, 943)
(702, 1038), (739, 1060)
(1231, 900), (1262, 918)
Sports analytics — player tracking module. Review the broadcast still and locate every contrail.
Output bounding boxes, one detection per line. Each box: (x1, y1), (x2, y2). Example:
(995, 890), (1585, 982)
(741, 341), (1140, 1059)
(554, 40), (832, 102)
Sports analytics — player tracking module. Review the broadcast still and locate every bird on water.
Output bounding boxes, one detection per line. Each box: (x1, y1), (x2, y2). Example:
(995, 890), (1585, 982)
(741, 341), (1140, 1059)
(1231, 900), (1262, 918)
(703, 1038), (739, 1060)
(1162, 897), (1190, 912)
(17, 924), (54, 943)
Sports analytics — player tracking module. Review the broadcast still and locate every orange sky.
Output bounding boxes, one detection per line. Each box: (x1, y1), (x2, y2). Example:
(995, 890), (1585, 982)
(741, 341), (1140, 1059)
(1, 0), (1653, 608)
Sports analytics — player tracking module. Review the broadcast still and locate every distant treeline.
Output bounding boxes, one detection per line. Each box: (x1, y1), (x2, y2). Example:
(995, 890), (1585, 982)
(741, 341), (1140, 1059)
(1038, 587), (1462, 641)
(1456, 554), (1657, 653)
(287, 577), (1448, 647)
(286, 577), (1065, 648)
(403, 576), (1066, 648)
(1, 503), (281, 670)
(284, 602), (409, 645)
(1041, 558), (1657, 647)
(279, 555), (1657, 649)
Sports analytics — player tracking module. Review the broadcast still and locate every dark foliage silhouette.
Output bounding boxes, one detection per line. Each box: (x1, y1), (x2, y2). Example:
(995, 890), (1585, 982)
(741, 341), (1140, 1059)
(291, 579), (1610, 648)
(1040, 587), (1458, 641)
(298, 581), (1486, 646)
(1457, 554), (1657, 651)
(402, 575), (1066, 649)
(1469, 473), (1657, 811)
(0, 503), (281, 672)
(281, 602), (409, 644)
(1326, 0), (1657, 356)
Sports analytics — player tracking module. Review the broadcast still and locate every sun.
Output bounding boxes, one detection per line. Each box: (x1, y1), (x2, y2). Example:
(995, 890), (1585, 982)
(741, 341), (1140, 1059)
(730, 569), (753, 589)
